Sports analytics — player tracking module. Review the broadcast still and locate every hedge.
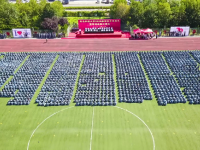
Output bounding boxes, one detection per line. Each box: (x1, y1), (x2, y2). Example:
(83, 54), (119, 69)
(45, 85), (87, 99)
(63, 10), (109, 17)
(64, 6), (111, 10)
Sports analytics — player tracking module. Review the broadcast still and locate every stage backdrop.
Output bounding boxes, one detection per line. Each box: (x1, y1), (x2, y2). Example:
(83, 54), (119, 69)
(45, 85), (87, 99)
(170, 26), (190, 36)
(78, 19), (121, 31)
(12, 28), (32, 38)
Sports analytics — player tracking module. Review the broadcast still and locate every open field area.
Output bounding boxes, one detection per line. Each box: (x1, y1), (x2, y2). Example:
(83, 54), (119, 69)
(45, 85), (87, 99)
(0, 39), (200, 150)
(1, 98), (200, 150)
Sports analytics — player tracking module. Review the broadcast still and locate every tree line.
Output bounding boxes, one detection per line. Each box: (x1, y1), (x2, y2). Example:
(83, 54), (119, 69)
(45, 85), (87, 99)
(110, 0), (200, 28)
(1, 0), (200, 30)
(0, 0), (65, 30)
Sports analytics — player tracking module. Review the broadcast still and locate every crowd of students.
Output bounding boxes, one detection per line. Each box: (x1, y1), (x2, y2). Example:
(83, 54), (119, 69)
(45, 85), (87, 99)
(132, 33), (157, 40)
(0, 33), (6, 39)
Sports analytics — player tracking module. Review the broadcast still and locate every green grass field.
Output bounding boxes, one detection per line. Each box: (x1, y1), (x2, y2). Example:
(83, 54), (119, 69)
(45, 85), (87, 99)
(0, 52), (200, 150)
(0, 98), (200, 150)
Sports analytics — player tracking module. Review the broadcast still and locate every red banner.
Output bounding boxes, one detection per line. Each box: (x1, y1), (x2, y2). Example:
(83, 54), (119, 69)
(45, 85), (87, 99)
(78, 19), (121, 31)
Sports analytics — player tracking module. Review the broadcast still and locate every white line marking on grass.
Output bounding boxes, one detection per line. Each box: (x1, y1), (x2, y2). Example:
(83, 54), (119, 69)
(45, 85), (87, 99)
(27, 106), (74, 150)
(114, 106), (155, 150)
(89, 107), (95, 150)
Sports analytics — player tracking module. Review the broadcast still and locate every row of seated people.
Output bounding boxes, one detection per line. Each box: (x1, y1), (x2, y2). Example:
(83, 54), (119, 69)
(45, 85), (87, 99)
(85, 27), (114, 33)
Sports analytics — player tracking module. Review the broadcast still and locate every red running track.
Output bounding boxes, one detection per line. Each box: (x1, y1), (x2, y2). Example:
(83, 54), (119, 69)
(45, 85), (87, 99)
(0, 37), (200, 52)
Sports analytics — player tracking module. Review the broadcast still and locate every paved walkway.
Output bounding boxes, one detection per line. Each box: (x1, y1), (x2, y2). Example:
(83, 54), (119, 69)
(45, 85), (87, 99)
(65, 9), (109, 11)
(64, 1), (112, 7)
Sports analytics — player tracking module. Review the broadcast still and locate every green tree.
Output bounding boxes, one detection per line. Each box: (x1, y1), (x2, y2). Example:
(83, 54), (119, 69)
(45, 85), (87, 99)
(143, 3), (158, 28)
(42, 3), (55, 19)
(169, 0), (185, 26)
(110, 0), (127, 19)
(156, 1), (172, 27)
(0, 0), (18, 29)
(15, 0), (46, 28)
(181, 0), (200, 27)
(129, 1), (144, 27)
(51, 1), (64, 17)
(115, 3), (130, 23)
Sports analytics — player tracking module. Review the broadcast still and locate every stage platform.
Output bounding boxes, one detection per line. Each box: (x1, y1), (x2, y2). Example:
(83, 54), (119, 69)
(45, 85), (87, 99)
(64, 31), (130, 39)
(76, 32), (122, 38)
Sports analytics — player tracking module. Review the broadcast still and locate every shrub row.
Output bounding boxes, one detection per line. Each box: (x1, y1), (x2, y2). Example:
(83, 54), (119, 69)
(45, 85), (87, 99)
(63, 11), (109, 17)
(64, 6), (111, 10)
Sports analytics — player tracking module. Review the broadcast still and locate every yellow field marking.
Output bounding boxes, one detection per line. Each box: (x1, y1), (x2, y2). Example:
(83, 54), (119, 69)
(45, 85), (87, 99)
(101, 134), (102, 136)
(0, 123), (2, 125)
(130, 133), (132, 135)
(102, 121), (103, 123)
(79, 121), (81, 123)
(188, 120), (190, 122)
(182, 109), (184, 111)
(25, 111), (27, 112)
(173, 132), (175, 135)
(57, 122), (59, 124)
(164, 109), (166, 111)
(12, 135), (13, 137)
(77, 134), (79, 136)
(147, 120), (149, 122)
(168, 120), (170, 122)
(19, 122), (21, 124)
(127, 121), (129, 122)
(8, 111), (10, 113)
(194, 132), (196, 134)
(54, 135), (55, 137)
(102, 109), (103, 110)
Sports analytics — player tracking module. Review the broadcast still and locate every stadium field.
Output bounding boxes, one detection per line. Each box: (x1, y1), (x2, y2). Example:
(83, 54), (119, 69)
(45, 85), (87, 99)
(0, 97), (200, 150)
(0, 38), (200, 150)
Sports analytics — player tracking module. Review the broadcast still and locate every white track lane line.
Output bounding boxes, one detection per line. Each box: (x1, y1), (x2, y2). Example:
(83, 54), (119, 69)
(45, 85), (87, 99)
(114, 106), (155, 150)
(27, 106), (74, 150)
(89, 107), (95, 150)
